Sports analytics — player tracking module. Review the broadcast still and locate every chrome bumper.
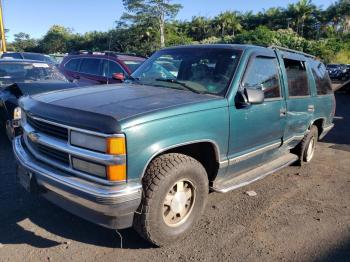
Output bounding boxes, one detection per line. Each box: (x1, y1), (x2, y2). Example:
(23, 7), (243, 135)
(13, 136), (142, 229)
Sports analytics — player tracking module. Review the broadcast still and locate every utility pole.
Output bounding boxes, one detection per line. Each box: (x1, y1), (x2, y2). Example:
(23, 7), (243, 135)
(0, 0), (6, 52)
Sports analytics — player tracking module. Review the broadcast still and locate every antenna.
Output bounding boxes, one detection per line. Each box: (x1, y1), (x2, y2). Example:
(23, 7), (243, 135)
(106, 31), (113, 85)
(0, 0), (7, 52)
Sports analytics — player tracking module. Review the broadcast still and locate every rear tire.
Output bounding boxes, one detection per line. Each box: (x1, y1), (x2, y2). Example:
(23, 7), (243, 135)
(133, 153), (208, 247)
(293, 125), (318, 165)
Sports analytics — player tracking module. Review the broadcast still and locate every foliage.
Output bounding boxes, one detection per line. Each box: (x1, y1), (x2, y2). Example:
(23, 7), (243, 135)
(8, 0), (350, 63)
(12, 32), (38, 52)
(121, 0), (182, 47)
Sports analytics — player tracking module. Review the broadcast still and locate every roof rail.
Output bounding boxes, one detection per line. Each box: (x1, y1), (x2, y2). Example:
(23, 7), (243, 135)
(268, 45), (316, 59)
(68, 50), (147, 58)
(103, 51), (148, 58)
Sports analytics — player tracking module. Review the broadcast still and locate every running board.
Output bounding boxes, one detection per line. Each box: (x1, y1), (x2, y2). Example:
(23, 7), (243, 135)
(211, 153), (298, 193)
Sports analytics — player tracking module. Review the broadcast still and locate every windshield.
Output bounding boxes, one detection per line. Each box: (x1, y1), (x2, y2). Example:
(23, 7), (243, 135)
(131, 48), (242, 96)
(0, 62), (67, 87)
(22, 53), (55, 63)
(124, 60), (143, 72)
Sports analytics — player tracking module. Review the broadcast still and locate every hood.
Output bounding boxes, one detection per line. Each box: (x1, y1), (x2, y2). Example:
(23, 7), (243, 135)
(20, 84), (222, 133)
(33, 84), (220, 120)
(5, 81), (78, 98)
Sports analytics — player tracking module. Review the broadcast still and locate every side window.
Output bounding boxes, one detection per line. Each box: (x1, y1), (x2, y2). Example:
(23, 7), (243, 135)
(79, 58), (102, 75)
(242, 56), (281, 99)
(102, 60), (124, 78)
(311, 61), (333, 95)
(284, 59), (310, 97)
(65, 58), (81, 72)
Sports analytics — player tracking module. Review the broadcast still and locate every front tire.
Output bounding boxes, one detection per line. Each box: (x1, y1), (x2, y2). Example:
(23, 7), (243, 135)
(133, 153), (208, 246)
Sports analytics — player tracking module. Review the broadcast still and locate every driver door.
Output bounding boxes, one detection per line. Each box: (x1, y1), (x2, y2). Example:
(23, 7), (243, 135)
(226, 51), (287, 176)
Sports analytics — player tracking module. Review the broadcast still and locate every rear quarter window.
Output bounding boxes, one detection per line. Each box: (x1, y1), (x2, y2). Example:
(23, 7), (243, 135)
(311, 61), (333, 95)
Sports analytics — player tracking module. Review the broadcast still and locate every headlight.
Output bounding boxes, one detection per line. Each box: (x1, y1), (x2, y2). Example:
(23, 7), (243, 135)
(13, 107), (22, 120)
(70, 131), (106, 152)
(70, 131), (127, 181)
(70, 131), (126, 155)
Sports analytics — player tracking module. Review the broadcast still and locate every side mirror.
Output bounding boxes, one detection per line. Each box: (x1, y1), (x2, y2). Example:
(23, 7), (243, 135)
(244, 87), (264, 104)
(236, 87), (264, 108)
(112, 72), (125, 82)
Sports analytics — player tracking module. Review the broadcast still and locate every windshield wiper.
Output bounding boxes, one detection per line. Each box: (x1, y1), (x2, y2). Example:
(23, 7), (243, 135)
(155, 78), (201, 94)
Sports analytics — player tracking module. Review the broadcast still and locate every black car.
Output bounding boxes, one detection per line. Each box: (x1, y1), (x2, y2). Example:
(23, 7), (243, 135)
(326, 64), (349, 81)
(0, 59), (78, 139)
(1, 52), (56, 64)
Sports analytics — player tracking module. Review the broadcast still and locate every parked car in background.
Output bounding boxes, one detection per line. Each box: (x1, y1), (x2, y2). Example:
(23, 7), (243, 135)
(326, 64), (349, 81)
(1, 52), (56, 64)
(0, 59), (78, 139)
(49, 53), (66, 66)
(59, 51), (146, 85)
(13, 45), (335, 246)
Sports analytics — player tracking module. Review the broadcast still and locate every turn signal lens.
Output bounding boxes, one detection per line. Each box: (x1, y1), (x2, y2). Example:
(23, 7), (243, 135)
(13, 107), (22, 120)
(107, 164), (126, 181)
(106, 137), (126, 155)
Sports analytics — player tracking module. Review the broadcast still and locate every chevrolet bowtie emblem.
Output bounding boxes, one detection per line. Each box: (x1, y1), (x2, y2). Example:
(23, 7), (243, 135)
(28, 131), (39, 142)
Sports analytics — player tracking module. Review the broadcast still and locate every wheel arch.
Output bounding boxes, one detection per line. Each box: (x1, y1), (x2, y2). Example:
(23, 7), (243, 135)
(141, 140), (221, 183)
(310, 117), (325, 139)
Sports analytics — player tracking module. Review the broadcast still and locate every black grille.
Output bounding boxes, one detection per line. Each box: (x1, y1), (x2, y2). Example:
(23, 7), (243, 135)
(27, 116), (68, 141)
(26, 138), (70, 165)
(37, 144), (70, 165)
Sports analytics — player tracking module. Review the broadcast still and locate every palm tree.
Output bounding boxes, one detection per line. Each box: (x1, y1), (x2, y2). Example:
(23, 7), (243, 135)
(188, 16), (212, 41)
(214, 11), (242, 38)
(287, 0), (315, 36)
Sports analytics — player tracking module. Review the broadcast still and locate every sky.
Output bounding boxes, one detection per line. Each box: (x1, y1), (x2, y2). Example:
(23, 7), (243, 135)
(3, 0), (335, 42)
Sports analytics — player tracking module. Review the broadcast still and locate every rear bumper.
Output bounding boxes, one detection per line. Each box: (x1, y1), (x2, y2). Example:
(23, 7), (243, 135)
(13, 136), (142, 229)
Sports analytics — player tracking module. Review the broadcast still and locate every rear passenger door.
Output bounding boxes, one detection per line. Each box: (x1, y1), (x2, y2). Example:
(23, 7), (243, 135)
(78, 58), (106, 85)
(280, 55), (314, 142)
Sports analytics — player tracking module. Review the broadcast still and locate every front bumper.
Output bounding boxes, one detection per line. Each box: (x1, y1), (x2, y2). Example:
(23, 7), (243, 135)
(5, 119), (22, 140)
(13, 136), (142, 229)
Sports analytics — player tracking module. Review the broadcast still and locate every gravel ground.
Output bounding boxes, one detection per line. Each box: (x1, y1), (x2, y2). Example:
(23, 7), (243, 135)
(0, 93), (349, 262)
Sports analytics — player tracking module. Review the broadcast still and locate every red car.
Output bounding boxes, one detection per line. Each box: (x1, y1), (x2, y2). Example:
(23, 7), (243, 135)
(59, 51), (146, 85)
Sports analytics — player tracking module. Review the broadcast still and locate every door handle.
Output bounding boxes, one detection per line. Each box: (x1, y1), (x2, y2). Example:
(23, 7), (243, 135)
(308, 105), (315, 112)
(280, 108), (287, 117)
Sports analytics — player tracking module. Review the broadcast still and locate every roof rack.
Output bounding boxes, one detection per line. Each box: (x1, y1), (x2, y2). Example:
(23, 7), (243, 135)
(268, 45), (316, 59)
(68, 50), (147, 58)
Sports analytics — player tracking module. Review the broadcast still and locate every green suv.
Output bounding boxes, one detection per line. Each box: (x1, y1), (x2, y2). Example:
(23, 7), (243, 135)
(13, 44), (335, 246)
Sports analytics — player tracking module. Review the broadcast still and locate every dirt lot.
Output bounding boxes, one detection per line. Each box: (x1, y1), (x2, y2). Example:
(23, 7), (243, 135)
(0, 93), (349, 262)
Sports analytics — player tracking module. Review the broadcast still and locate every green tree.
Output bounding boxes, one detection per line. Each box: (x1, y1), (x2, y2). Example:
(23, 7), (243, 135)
(39, 25), (73, 53)
(287, 0), (316, 36)
(187, 16), (212, 41)
(121, 0), (182, 48)
(214, 11), (242, 38)
(12, 32), (38, 52)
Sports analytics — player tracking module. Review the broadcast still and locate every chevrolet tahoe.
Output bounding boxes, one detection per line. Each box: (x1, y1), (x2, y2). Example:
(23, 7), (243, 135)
(12, 45), (335, 246)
